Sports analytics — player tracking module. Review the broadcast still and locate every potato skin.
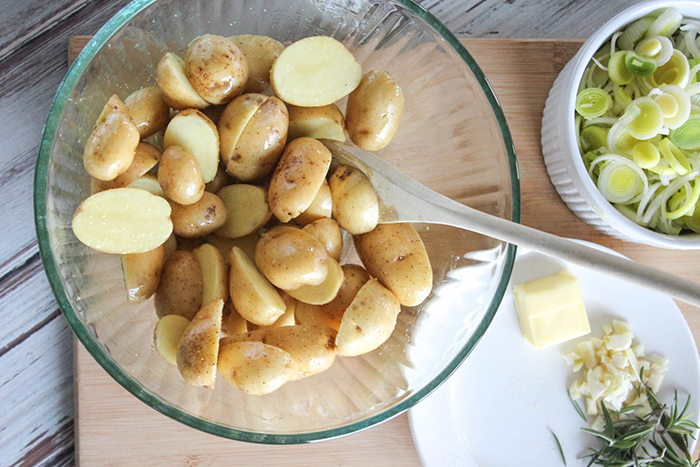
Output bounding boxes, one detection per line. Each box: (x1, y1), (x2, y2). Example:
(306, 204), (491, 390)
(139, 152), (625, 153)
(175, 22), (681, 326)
(218, 93), (267, 166)
(354, 223), (432, 307)
(158, 145), (205, 206)
(295, 179), (332, 226)
(302, 218), (343, 262)
(121, 244), (165, 302)
(185, 35), (248, 105)
(229, 35), (285, 93)
(335, 278), (401, 356)
(329, 164), (379, 235)
(217, 341), (297, 395)
(171, 192), (228, 238)
(268, 137), (332, 222)
(94, 142), (161, 192)
(345, 71), (404, 151)
(156, 52), (209, 110)
(155, 250), (204, 319)
(176, 299), (223, 387)
(255, 226), (330, 290)
(124, 86), (170, 138)
(84, 95), (139, 181)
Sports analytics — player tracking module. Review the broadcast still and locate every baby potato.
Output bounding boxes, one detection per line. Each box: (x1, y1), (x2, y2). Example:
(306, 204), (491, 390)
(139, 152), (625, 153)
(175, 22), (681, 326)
(156, 52), (209, 110)
(205, 232), (259, 263)
(221, 300), (248, 336)
(335, 278), (400, 357)
(217, 341), (297, 395)
(158, 145), (205, 205)
(295, 180), (332, 226)
(285, 257), (344, 305)
(121, 244), (165, 302)
(249, 292), (296, 330)
(329, 164), (379, 235)
(218, 93), (267, 166)
(171, 192), (228, 238)
(271, 36), (362, 107)
(127, 173), (166, 198)
(83, 95), (139, 181)
(296, 264), (369, 330)
(225, 96), (288, 181)
(155, 250), (204, 320)
(163, 234), (178, 261)
(193, 243), (229, 304)
(205, 167), (232, 193)
(124, 86), (170, 138)
(288, 104), (346, 142)
(229, 246), (287, 326)
(354, 223), (432, 307)
(185, 35), (248, 105)
(154, 314), (191, 365)
(302, 218), (343, 261)
(229, 35), (285, 93)
(72, 188), (172, 254)
(346, 71), (404, 151)
(163, 109), (219, 183)
(177, 299), (224, 387)
(93, 142), (161, 192)
(215, 184), (271, 238)
(255, 226), (330, 290)
(268, 137), (332, 222)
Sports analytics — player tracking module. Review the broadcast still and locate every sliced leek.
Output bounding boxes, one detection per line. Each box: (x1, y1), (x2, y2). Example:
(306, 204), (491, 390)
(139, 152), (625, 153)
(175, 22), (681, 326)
(580, 126), (609, 151)
(625, 51), (658, 76)
(636, 36), (673, 66)
(597, 162), (644, 203)
(670, 112), (700, 149)
(666, 177), (700, 219)
(648, 8), (683, 37)
(608, 51), (634, 85)
(618, 16), (653, 50)
(633, 142), (661, 168)
(626, 97), (664, 139)
(658, 85), (691, 129)
(650, 49), (690, 87)
(659, 138), (691, 174)
(575, 88), (612, 119)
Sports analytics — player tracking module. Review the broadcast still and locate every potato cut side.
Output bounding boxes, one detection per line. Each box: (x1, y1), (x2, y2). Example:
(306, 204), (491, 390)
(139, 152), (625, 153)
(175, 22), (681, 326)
(176, 299), (224, 387)
(229, 35), (285, 93)
(229, 246), (286, 326)
(295, 179), (332, 226)
(122, 244), (165, 302)
(72, 188), (172, 254)
(221, 300), (248, 336)
(335, 278), (400, 357)
(154, 315), (191, 365)
(94, 142), (161, 192)
(193, 243), (229, 304)
(248, 292), (296, 330)
(215, 184), (271, 238)
(271, 36), (362, 107)
(163, 109), (220, 183)
(217, 341), (297, 395)
(127, 173), (166, 198)
(285, 257), (344, 305)
(205, 233), (259, 264)
(156, 52), (209, 110)
(288, 104), (346, 142)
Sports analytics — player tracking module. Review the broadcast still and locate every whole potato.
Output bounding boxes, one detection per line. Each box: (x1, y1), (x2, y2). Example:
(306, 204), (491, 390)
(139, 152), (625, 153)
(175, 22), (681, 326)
(335, 278), (400, 357)
(158, 145), (205, 205)
(255, 226), (330, 290)
(156, 52), (209, 110)
(295, 179), (332, 226)
(171, 192), (228, 238)
(268, 137), (332, 222)
(229, 246), (287, 326)
(218, 93), (267, 166)
(225, 96), (288, 181)
(185, 35), (248, 105)
(285, 257), (344, 305)
(288, 104), (346, 142)
(155, 250), (204, 319)
(354, 223), (432, 307)
(177, 299), (223, 387)
(302, 218), (343, 261)
(93, 142), (161, 192)
(215, 184), (271, 238)
(329, 164), (379, 235)
(163, 234), (178, 261)
(229, 35), (285, 93)
(217, 341), (297, 395)
(121, 244), (165, 302)
(124, 86), (170, 138)
(296, 264), (369, 330)
(84, 95), (139, 181)
(345, 70), (404, 151)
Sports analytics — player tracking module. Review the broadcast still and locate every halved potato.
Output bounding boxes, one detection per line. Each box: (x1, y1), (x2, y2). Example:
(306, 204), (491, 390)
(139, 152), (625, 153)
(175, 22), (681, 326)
(155, 250), (204, 320)
(185, 35), (248, 105)
(163, 109), (219, 183)
(72, 188), (172, 254)
(156, 52), (209, 110)
(229, 246), (286, 326)
(302, 218), (343, 261)
(158, 145), (205, 206)
(284, 257), (344, 305)
(329, 164), (379, 235)
(229, 35), (285, 93)
(93, 142), (161, 192)
(121, 244), (165, 302)
(154, 314), (190, 365)
(217, 340), (297, 395)
(218, 93), (267, 166)
(271, 36), (362, 107)
(215, 184), (271, 238)
(163, 234), (177, 261)
(221, 300), (248, 336)
(193, 243), (229, 304)
(295, 179), (332, 226)
(170, 192), (228, 238)
(124, 86), (170, 138)
(127, 173), (166, 198)
(205, 167), (232, 193)
(288, 104), (346, 142)
(248, 292), (296, 330)
(205, 233), (259, 263)
(177, 299), (224, 387)
(335, 278), (400, 357)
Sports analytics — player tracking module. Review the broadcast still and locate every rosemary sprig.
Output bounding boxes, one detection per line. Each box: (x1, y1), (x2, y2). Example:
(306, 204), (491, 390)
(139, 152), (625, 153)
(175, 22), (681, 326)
(575, 387), (700, 467)
(550, 429), (568, 466)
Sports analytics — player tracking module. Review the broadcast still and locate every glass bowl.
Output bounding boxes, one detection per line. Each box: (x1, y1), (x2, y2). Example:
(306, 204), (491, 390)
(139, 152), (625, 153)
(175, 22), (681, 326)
(34, 0), (519, 443)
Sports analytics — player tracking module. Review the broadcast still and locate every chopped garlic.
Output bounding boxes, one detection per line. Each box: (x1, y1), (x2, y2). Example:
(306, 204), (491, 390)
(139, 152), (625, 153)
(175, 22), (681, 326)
(632, 344), (645, 357)
(604, 332), (633, 351)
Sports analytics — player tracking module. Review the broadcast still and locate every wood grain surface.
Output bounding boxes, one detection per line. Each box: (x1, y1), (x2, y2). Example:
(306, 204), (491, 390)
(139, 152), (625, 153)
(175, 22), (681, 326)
(71, 37), (700, 464)
(0, 1), (680, 466)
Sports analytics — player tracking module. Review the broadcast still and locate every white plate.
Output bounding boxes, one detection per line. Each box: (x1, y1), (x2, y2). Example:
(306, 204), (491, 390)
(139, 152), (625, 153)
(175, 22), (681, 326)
(409, 245), (700, 467)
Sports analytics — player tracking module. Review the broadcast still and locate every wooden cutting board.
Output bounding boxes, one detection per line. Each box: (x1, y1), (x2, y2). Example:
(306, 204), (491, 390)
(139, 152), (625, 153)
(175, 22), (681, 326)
(69, 37), (700, 465)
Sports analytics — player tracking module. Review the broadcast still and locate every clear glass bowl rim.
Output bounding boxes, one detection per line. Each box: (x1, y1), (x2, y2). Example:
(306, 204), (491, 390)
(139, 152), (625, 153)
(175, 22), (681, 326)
(33, 0), (521, 444)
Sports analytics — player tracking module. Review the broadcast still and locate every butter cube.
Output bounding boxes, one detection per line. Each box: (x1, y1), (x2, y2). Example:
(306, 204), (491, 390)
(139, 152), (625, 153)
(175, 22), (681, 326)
(513, 270), (591, 349)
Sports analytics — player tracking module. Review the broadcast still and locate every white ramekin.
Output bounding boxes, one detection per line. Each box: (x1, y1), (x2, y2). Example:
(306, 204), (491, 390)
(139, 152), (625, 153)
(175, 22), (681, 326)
(541, 0), (700, 249)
